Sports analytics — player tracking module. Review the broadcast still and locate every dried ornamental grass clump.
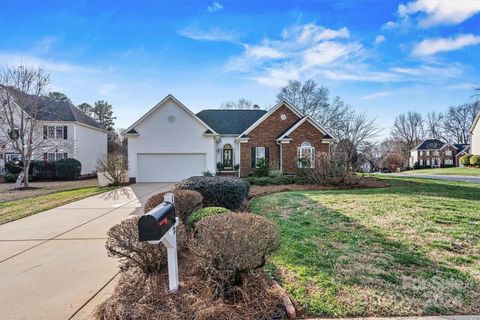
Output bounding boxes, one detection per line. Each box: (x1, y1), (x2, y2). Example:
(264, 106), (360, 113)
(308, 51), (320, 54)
(144, 189), (203, 225)
(193, 212), (279, 290)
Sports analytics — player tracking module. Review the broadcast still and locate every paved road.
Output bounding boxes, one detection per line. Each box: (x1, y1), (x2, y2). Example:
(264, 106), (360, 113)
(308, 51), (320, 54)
(379, 173), (480, 184)
(0, 183), (172, 320)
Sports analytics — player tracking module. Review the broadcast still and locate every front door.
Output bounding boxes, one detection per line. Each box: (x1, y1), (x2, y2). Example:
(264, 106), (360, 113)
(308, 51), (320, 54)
(223, 148), (233, 169)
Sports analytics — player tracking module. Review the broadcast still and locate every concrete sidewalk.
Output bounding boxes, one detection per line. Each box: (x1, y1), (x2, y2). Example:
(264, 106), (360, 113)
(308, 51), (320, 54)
(0, 183), (172, 320)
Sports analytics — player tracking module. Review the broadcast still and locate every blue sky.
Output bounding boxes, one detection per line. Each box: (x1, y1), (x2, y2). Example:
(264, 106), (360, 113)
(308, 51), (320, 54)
(1, 0), (479, 133)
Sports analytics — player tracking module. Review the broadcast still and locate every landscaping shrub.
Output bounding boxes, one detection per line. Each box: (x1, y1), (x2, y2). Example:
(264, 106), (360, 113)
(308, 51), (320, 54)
(5, 161), (23, 174)
(460, 154), (472, 166)
(272, 174), (297, 185)
(105, 217), (188, 274)
(193, 213), (279, 290)
(176, 176), (249, 210)
(470, 155), (480, 167)
(245, 176), (273, 185)
(144, 189), (203, 226)
(268, 169), (283, 178)
(188, 207), (231, 228)
(55, 158), (81, 180)
(201, 170), (213, 176)
(254, 158), (269, 177)
(31, 161), (56, 180)
(4, 173), (18, 183)
(302, 152), (362, 186)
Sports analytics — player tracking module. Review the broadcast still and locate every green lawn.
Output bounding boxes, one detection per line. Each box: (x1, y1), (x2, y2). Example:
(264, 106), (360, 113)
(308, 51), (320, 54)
(403, 167), (480, 176)
(249, 176), (480, 317)
(0, 186), (113, 224)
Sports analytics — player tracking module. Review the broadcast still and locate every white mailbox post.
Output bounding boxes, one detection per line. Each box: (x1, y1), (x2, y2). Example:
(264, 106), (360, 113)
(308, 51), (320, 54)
(138, 193), (179, 293)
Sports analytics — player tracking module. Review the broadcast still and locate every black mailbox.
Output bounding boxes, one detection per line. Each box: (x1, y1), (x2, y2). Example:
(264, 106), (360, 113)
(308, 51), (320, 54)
(138, 202), (176, 241)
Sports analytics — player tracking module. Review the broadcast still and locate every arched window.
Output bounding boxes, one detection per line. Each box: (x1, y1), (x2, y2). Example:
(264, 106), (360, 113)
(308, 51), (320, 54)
(223, 143), (232, 149)
(297, 141), (315, 168)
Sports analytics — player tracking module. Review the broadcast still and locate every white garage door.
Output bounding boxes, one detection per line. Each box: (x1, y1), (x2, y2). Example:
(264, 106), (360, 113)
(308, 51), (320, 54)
(137, 153), (206, 182)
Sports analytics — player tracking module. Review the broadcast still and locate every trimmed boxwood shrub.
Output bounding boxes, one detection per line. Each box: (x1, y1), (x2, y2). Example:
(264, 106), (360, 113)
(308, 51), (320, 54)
(460, 154), (472, 166)
(470, 155), (480, 167)
(176, 176), (249, 210)
(245, 175), (298, 185)
(188, 207), (231, 228)
(55, 158), (82, 180)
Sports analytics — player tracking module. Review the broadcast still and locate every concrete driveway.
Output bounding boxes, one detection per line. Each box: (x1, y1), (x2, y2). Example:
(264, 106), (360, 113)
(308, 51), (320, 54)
(0, 183), (173, 320)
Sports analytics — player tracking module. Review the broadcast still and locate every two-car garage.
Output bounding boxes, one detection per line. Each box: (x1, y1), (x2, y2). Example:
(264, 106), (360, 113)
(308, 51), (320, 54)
(136, 153), (206, 182)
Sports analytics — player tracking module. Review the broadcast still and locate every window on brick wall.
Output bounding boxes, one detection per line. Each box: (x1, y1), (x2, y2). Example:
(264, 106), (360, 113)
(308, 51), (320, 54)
(297, 141), (315, 168)
(445, 150), (452, 156)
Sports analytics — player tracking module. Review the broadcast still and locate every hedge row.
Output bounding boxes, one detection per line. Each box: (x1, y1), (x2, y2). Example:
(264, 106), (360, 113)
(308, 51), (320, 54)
(4, 159), (82, 181)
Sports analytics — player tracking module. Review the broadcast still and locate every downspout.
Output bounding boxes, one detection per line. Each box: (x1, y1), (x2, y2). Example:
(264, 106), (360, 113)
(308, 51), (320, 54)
(238, 141), (241, 177)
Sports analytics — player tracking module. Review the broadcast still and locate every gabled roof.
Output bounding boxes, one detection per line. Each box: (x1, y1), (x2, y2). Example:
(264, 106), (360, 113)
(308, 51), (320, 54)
(471, 111), (480, 133)
(30, 98), (105, 130)
(237, 100), (304, 138)
(453, 143), (470, 152)
(276, 116), (335, 140)
(196, 109), (267, 134)
(1, 86), (105, 130)
(126, 94), (218, 135)
(412, 139), (445, 150)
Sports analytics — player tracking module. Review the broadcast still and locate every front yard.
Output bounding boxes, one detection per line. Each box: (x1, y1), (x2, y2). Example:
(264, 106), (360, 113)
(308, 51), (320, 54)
(250, 176), (480, 317)
(0, 186), (113, 224)
(404, 167), (480, 176)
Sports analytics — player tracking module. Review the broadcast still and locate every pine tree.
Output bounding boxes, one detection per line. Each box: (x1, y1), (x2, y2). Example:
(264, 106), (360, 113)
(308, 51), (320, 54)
(93, 100), (116, 130)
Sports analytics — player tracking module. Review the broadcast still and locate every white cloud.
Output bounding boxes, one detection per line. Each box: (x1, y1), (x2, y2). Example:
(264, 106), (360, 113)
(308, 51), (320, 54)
(303, 41), (362, 67)
(207, 1), (223, 13)
(381, 21), (399, 30)
(0, 51), (94, 73)
(281, 24), (350, 44)
(360, 91), (392, 100)
(245, 44), (285, 59)
(412, 34), (480, 56)
(391, 64), (463, 78)
(374, 35), (385, 45)
(33, 36), (58, 53)
(178, 27), (237, 42)
(398, 0), (480, 27)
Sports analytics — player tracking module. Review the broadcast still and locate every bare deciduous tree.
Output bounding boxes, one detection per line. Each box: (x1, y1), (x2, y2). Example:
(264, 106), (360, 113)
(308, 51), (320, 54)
(443, 101), (480, 144)
(221, 98), (254, 109)
(391, 111), (424, 151)
(0, 65), (50, 188)
(426, 112), (447, 141)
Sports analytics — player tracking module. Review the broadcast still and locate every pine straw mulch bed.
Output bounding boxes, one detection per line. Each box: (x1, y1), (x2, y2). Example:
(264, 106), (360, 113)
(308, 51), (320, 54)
(95, 251), (286, 320)
(247, 177), (389, 199)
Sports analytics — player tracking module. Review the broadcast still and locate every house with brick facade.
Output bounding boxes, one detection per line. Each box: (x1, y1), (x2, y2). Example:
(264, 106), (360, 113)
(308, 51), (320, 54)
(126, 94), (334, 182)
(409, 139), (469, 168)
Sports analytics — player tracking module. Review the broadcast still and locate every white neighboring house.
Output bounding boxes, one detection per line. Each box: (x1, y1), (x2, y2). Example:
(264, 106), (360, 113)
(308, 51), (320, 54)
(471, 111), (480, 155)
(0, 97), (107, 176)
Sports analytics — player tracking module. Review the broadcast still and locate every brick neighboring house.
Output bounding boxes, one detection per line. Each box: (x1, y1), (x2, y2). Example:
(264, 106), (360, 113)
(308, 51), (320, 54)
(409, 139), (470, 168)
(126, 95), (335, 182)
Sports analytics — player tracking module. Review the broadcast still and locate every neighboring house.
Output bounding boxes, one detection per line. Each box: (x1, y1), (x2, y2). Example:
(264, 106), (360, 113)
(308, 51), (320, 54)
(0, 97), (107, 175)
(471, 111), (480, 155)
(126, 94), (334, 183)
(409, 139), (470, 168)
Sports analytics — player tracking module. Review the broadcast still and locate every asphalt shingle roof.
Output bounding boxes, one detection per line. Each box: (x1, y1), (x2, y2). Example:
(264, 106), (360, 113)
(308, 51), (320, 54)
(29, 97), (105, 130)
(196, 109), (267, 134)
(413, 139), (445, 150)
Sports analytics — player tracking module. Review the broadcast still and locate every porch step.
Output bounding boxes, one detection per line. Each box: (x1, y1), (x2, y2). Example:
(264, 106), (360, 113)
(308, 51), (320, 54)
(217, 171), (238, 177)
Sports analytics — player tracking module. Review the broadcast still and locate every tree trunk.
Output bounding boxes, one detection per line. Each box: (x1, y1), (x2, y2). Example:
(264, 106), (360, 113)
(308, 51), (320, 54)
(23, 160), (30, 189)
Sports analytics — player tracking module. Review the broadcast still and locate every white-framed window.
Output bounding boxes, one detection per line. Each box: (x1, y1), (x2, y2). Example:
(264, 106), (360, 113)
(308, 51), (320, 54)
(255, 147), (265, 166)
(5, 153), (21, 162)
(426, 159), (430, 166)
(7, 128), (19, 140)
(44, 125), (66, 139)
(433, 150), (439, 156)
(297, 141), (315, 168)
(445, 150), (452, 156)
(444, 159), (453, 165)
(426, 150), (430, 156)
(44, 152), (68, 162)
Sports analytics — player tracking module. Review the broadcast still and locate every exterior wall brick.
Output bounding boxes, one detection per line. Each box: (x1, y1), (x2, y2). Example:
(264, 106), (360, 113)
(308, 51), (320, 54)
(416, 145), (459, 166)
(239, 104), (330, 176)
(240, 104), (300, 177)
(282, 121), (329, 174)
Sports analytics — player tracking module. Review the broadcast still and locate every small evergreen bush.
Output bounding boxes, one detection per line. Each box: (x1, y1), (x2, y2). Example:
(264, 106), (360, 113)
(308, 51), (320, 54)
(55, 158), (81, 180)
(188, 207), (231, 228)
(460, 154), (472, 166)
(470, 155), (480, 167)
